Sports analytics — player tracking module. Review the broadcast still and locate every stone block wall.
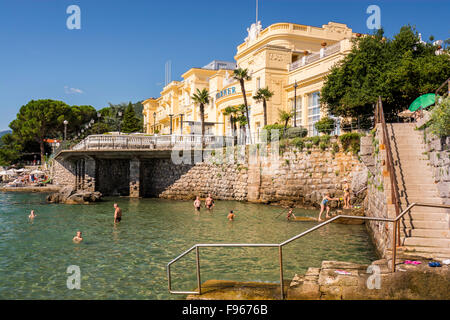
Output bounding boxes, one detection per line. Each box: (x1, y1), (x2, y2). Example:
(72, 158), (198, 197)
(422, 128), (450, 205)
(363, 125), (394, 259)
(51, 158), (76, 186)
(159, 146), (365, 207)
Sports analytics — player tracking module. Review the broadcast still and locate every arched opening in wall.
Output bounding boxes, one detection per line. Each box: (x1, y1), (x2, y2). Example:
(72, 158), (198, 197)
(95, 159), (130, 196)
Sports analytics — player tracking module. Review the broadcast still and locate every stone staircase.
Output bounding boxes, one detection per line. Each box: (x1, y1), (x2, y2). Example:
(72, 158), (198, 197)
(387, 123), (450, 259)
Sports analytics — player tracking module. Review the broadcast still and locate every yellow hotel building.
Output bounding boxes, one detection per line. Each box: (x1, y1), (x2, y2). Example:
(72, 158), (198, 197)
(142, 21), (356, 138)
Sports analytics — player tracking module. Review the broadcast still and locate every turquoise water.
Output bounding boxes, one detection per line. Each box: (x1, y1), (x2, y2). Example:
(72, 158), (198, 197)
(0, 192), (377, 299)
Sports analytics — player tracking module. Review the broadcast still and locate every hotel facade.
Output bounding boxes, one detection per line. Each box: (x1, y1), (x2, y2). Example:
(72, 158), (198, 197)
(142, 21), (357, 139)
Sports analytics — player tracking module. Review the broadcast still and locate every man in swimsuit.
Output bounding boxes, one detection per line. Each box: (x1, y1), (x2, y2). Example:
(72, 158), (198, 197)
(193, 196), (201, 211)
(205, 193), (215, 210)
(114, 203), (122, 223)
(318, 192), (339, 221)
(227, 210), (235, 221)
(73, 231), (83, 243)
(342, 179), (351, 209)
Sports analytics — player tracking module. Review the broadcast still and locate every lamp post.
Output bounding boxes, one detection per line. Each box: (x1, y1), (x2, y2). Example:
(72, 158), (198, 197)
(153, 112), (156, 134)
(118, 111), (123, 134)
(169, 114), (173, 135)
(180, 114), (184, 135)
(293, 81), (298, 127)
(63, 120), (69, 141)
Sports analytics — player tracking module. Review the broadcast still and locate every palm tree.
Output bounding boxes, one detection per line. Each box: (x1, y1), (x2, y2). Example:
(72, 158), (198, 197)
(278, 109), (293, 135)
(233, 68), (252, 143)
(223, 106), (239, 144)
(191, 88), (210, 147)
(253, 87), (274, 127)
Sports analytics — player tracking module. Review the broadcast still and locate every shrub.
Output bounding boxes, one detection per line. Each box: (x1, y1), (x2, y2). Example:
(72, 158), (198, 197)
(320, 134), (331, 144)
(263, 123), (287, 141)
(311, 136), (320, 146)
(339, 132), (362, 151)
(430, 97), (450, 138)
(285, 126), (308, 138)
(314, 117), (335, 134)
(292, 137), (304, 150)
(332, 142), (340, 153)
(306, 143), (313, 149)
(319, 142), (327, 151)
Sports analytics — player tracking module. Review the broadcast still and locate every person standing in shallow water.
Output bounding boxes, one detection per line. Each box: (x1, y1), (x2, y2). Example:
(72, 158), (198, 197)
(114, 203), (122, 223)
(205, 193), (215, 210)
(227, 210), (235, 221)
(193, 196), (201, 211)
(28, 210), (36, 220)
(73, 231), (83, 243)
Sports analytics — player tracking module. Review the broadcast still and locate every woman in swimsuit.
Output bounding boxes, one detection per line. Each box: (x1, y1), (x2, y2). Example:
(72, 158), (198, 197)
(318, 192), (339, 221)
(343, 179), (351, 209)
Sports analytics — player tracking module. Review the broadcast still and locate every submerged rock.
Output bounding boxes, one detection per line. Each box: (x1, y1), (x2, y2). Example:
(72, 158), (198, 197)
(47, 186), (102, 204)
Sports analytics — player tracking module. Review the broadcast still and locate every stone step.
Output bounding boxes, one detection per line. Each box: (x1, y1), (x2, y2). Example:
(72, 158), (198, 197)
(399, 246), (450, 259)
(401, 211), (448, 221)
(397, 190), (440, 198)
(399, 219), (449, 229)
(402, 228), (450, 238)
(398, 197), (444, 204)
(388, 204), (449, 214)
(401, 237), (450, 248)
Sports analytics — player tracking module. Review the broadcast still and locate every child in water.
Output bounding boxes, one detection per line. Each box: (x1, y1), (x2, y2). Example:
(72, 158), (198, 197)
(227, 210), (235, 221)
(28, 210), (36, 220)
(318, 192), (339, 221)
(286, 208), (296, 220)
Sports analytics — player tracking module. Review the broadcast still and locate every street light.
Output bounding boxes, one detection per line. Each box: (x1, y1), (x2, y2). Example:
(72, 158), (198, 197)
(63, 120), (69, 141)
(169, 114), (173, 135)
(293, 81), (298, 128)
(118, 111), (123, 134)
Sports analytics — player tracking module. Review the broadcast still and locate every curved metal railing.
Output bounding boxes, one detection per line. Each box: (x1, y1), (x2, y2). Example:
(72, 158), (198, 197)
(167, 202), (450, 299)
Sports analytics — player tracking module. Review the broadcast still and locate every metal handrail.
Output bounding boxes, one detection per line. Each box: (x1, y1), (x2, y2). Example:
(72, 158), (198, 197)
(167, 202), (450, 299)
(375, 97), (402, 247)
(435, 77), (450, 105)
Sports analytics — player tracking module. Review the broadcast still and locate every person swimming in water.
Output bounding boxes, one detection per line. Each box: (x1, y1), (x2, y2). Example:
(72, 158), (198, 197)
(318, 192), (339, 221)
(114, 203), (122, 223)
(28, 210), (36, 220)
(73, 231), (83, 243)
(286, 208), (296, 220)
(227, 210), (235, 221)
(205, 193), (215, 210)
(194, 196), (201, 211)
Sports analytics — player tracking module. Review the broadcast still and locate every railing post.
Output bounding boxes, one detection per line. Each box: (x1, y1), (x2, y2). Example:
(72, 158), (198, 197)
(196, 246), (201, 295)
(279, 246), (284, 300)
(392, 220), (397, 273)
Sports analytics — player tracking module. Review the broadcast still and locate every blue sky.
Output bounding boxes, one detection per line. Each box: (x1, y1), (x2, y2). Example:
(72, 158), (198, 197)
(0, 0), (449, 130)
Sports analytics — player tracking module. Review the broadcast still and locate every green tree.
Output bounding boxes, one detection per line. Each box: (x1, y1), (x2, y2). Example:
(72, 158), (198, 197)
(253, 87), (274, 127)
(314, 116), (335, 135)
(321, 26), (450, 120)
(278, 109), (293, 132)
(121, 103), (142, 133)
(0, 133), (21, 166)
(430, 97), (450, 138)
(10, 99), (71, 162)
(233, 68), (252, 143)
(191, 88), (210, 147)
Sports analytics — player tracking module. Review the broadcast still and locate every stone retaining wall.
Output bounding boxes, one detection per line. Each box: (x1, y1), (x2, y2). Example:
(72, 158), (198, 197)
(421, 127), (450, 205)
(160, 145), (366, 207)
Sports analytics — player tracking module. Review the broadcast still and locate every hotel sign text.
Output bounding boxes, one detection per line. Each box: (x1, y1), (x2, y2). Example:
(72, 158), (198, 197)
(216, 87), (236, 99)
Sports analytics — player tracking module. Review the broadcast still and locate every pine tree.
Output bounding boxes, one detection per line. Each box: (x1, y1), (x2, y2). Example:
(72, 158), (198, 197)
(121, 103), (141, 133)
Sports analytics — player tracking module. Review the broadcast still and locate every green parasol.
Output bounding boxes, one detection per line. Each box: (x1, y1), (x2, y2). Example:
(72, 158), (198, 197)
(408, 93), (436, 112)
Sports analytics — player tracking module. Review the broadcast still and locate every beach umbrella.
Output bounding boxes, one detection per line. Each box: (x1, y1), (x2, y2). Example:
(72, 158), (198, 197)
(0, 171), (8, 175)
(408, 93), (436, 112)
